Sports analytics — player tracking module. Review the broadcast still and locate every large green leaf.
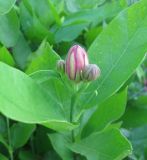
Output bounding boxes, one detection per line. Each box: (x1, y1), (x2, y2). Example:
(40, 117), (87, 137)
(77, 0), (147, 109)
(0, 62), (75, 131)
(0, 0), (16, 15)
(0, 9), (20, 47)
(10, 122), (36, 150)
(69, 128), (132, 160)
(82, 89), (127, 137)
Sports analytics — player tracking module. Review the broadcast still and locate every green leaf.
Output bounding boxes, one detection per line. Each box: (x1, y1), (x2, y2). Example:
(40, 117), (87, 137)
(85, 27), (102, 47)
(44, 151), (61, 160)
(0, 62), (76, 132)
(0, 134), (9, 151)
(49, 133), (73, 160)
(55, 21), (88, 43)
(65, 0), (115, 12)
(77, 0), (147, 109)
(0, 9), (20, 47)
(65, 0), (79, 13)
(0, 153), (8, 160)
(58, 0), (126, 43)
(19, 150), (36, 160)
(128, 125), (147, 158)
(30, 70), (74, 121)
(20, 1), (54, 44)
(0, 116), (6, 135)
(0, 0), (16, 15)
(10, 122), (36, 150)
(0, 47), (15, 66)
(26, 41), (60, 74)
(47, 0), (61, 26)
(69, 128), (132, 160)
(65, 0), (126, 27)
(34, 126), (53, 154)
(121, 95), (147, 128)
(82, 89), (127, 137)
(30, 70), (60, 83)
(75, 0), (106, 9)
(24, 0), (62, 27)
(12, 32), (31, 70)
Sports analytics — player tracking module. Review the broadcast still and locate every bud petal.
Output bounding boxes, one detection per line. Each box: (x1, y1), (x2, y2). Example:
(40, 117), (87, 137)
(57, 60), (65, 72)
(65, 45), (89, 82)
(82, 64), (101, 81)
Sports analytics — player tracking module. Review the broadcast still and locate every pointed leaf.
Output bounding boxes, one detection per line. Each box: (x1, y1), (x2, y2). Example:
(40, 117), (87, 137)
(0, 9), (19, 47)
(82, 89), (127, 137)
(10, 123), (36, 150)
(78, 0), (147, 109)
(69, 128), (132, 160)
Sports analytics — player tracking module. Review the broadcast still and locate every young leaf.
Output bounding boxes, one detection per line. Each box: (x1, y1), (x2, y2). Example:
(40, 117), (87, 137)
(69, 128), (132, 160)
(0, 47), (15, 66)
(26, 41), (60, 74)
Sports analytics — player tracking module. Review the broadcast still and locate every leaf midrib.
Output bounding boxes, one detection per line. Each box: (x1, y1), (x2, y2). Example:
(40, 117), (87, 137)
(87, 4), (147, 105)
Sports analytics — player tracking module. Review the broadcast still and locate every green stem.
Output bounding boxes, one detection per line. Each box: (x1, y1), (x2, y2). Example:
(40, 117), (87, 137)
(70, 105), (77, 160)
(70, 84), (79, 160)
(6, 117), (13, 160)
(30, 134), (35, 155)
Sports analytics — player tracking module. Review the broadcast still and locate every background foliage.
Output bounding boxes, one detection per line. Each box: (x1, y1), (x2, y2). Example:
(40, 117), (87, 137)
(0, 0), (147, 160)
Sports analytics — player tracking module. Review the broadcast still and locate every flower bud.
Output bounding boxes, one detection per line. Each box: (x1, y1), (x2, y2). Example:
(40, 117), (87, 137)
(82, 64), (100, 81)
(57, 60), (65, 73)
(65, 45), (89, 82)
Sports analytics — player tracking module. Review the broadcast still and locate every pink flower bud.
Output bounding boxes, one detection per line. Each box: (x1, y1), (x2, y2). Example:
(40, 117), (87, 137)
(65, 45), (89, 82)
(82, 64), (101, 81)
(57, 60), (65, 72)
